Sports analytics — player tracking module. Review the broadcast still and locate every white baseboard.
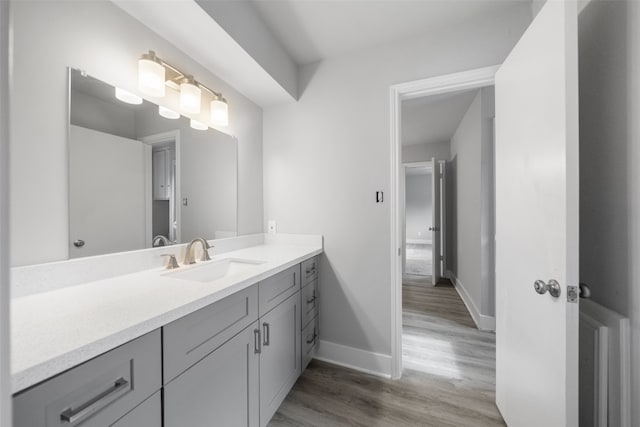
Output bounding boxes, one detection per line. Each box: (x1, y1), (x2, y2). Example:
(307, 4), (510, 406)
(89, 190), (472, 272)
(315, 340), (392, 378)
(447, 270), (495, 331)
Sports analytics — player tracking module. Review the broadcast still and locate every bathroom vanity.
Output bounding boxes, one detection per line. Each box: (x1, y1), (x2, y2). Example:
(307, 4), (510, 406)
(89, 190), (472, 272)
(11, 234), (322, 427)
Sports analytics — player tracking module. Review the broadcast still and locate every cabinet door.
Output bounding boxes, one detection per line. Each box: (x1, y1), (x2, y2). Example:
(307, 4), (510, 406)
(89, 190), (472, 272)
(111, 392), (161, 427)
(164, 322), (260, 427)
(259, 292), (301, 427)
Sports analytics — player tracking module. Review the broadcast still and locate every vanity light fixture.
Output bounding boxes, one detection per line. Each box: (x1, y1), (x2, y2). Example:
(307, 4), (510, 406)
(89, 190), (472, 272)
(158, 105), (180, 119)
(210, 94), (229, 126)
(115, 87), (143, 105)
(137, 50), (229, 126)
(190, 119), (208, 130)
(180, 76), (201, 114)
(138, 51), (165, 97)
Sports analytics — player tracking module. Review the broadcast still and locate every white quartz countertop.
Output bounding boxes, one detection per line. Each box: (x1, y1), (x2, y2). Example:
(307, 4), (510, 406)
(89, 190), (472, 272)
(11, 241), (322, 393)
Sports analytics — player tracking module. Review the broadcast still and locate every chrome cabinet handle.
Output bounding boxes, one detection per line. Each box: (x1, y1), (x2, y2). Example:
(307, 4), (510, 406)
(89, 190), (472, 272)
(534, 279), (561, 298)
(306, 328), (317, 344)
(254, 329), (261, 354)
(73, 239), (85, 248)
(60, 377), (129, 424)
(262, 323), (270, 346)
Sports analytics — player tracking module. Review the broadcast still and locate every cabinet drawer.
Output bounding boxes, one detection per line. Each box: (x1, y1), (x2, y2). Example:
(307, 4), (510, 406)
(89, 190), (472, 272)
(302, 315), (319, 371)
(13, 330), (161, 427)
(112, 391), (161, 427)
(163, 285), (258, 383)
(301, 278), (318, 329)
(301, 257), (319, 287)
(259, 264), (300, 317)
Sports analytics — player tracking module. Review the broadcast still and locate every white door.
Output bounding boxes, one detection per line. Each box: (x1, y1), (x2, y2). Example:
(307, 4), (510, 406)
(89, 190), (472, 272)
(495, 1), (579, 426)
(69, 125), (147, 258)
(430, 157), (442, 284)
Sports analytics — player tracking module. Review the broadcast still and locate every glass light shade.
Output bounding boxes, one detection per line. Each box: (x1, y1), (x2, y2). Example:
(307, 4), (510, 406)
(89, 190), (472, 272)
(210, 98), (229, 126)
(190, 119), (208, 130)
(114, 87), (142, 105)
(180, 81), (201, 114)
(138, 58), (165, 97)
(158, 105), (180, 120)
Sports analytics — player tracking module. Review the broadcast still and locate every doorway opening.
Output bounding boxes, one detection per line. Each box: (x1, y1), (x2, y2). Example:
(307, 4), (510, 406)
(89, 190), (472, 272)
(395, 75), (499, 411)
(390, 66), (499, 382)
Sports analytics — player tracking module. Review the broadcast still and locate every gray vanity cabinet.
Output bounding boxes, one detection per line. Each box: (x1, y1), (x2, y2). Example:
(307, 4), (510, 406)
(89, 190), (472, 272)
(300, 256), (319, 371)
(111, 392), (161, 427)
(258, 292), (301, 427)
(164, 323), (260, 427)
(13, 330), (161, 427)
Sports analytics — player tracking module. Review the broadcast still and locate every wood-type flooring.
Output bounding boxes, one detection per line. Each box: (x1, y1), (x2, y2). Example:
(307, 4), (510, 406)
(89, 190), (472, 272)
(269, 274), (504, 426)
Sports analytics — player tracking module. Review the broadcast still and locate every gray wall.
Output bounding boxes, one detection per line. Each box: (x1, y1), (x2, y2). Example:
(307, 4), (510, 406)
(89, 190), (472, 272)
(263, 5), (531, 360)
(10, 0), (263, 266)
(405, 173), (432, 243)
(402, 141), (451, 163)
(578, 0), (640, 424)
(448, 87), (495, 319)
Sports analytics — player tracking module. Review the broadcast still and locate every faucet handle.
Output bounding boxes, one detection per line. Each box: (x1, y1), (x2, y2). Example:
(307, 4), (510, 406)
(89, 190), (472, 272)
(161, 254), (180, 270)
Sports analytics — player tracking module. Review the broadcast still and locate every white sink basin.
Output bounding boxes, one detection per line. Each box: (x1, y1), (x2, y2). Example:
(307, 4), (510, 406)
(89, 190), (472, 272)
(164, 258), (265, 283)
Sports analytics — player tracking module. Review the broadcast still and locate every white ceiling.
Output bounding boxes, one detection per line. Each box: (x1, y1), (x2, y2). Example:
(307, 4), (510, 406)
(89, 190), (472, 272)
(250, 0), (531, 65)
(401, 89), (478, 146)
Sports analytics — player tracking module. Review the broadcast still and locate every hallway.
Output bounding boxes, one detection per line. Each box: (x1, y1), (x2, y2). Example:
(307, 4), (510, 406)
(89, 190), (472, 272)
(269, 275), (504, 426)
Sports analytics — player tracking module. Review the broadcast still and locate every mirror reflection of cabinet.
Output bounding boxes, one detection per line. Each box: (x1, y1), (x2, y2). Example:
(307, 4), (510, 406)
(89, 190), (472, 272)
(152, 148), (174, 201)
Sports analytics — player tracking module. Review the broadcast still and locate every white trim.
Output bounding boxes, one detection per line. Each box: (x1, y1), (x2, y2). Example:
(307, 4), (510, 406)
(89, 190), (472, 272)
(315, 340), (392, 379)
(390, 65), (499, 378)
(448, 270), (496, 332)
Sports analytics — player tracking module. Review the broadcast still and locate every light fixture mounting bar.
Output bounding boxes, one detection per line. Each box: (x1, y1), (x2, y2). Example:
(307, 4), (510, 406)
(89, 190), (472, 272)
(145, 50), (223, 98)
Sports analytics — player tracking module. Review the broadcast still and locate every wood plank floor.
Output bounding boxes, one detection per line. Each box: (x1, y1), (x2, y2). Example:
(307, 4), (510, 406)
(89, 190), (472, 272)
(269, 275), (504, 427)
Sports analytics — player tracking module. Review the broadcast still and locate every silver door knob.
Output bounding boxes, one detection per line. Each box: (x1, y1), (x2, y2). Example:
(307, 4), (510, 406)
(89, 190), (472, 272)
(534, 279), (561, 298)
(579, 282), (591, 299)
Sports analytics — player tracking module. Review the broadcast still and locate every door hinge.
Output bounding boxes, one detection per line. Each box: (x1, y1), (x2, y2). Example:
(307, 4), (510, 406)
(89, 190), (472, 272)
(567, 285), (578, 303)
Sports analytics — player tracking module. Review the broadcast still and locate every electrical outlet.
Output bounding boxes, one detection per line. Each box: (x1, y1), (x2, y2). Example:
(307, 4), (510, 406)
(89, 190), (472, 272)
(267, 220), (277, 234)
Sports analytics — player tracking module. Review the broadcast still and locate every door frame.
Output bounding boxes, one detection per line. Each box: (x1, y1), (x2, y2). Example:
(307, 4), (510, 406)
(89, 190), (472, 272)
(389, 65), (499, 379)
(139, 130), (181, 247)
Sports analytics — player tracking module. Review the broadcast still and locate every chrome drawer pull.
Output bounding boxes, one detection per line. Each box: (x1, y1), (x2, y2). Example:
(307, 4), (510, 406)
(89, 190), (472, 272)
(60, 377), (129, 424)
(305, 262), (316, 275)
(306, 328), (317, 345)
(306, 292), (316, 305)
(254, 329), (262, 354)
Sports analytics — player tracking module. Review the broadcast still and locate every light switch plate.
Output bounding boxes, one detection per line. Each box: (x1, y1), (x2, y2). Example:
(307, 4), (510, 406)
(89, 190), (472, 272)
(267, 220), (277, 234)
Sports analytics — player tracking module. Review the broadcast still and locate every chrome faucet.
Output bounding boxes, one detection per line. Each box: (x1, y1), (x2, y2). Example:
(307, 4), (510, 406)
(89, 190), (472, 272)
(183, 238), (213, 265)
(152, 235), (171, 247)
